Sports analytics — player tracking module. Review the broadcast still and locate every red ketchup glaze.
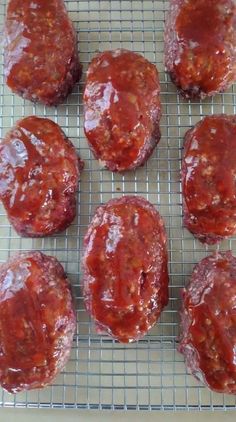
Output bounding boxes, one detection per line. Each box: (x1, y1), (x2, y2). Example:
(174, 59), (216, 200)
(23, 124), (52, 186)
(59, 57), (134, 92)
(182, 115), (236, 244)
(4, 0), (81, 105)
(84, 49), (161, 172)
(82, 196), (169, 343)
(179, 252), (236, 394)
(164, 0), (236, 99)
(0, 251), (76, 394)
(0, 116), (83, 237)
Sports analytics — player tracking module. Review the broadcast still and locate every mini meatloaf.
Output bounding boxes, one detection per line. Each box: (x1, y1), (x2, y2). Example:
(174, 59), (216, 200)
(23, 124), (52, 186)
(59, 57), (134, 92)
(4, 0), (81, 105)
(84, 49), (161, 172)
(82, 195), (169, 343)
(0, 116), (83, 237)
(179, 251), (236, 394)
(164, 0), (236, 99)
(0, 251), (76, 393)
(182, 115), (236, 244)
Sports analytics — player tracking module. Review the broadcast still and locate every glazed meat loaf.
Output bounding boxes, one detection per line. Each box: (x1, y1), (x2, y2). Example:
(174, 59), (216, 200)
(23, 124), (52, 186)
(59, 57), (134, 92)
(179, 251), (236, 394)
(0, 251), (76, 393)
(0, 116), (83, 237)
(164, 0), (236, 99)
(84, 49), (161, 172)
(82, 196), (169, 343)
(182, 115), (236, 244)
(4, 0), (82, 105)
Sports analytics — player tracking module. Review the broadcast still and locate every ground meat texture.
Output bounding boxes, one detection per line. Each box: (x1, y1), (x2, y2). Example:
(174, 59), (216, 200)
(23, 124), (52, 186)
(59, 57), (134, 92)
(182, 115), (236, 244)
(0, 116), (83, 237)
(82, 196), (169, 343)
(83, 49), (161, 172)
(0, 251), (76, 393)
(4, 0), (81, 106)
(164, 0), (236, 99)
(179, 252), (236, 394)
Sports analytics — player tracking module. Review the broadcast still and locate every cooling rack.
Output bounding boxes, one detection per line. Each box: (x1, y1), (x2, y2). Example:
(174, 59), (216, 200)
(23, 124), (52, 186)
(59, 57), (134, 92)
(0, 0), (236, 412)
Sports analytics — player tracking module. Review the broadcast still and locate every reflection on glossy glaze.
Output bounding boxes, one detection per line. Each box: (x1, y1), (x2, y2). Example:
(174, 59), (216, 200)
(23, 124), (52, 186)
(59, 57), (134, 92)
(0, 251), (76, 393)
(182, 115), (236, 244)
(4, 0), (81, 105)
(0, 116), (83, 237)
(84, 49), (161, 172)
(179, 252), (236, 394)
(164, 0), (236, 98)
(83, 196), (169, 343)
(1, 263), (30, 302)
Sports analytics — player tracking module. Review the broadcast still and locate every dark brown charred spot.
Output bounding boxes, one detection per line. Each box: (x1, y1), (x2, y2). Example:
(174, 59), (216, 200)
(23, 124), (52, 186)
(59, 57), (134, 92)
(140, 271), (147, 291)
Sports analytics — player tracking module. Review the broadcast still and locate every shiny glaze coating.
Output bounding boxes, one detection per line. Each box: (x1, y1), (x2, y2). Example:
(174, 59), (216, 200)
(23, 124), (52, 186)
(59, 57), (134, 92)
(84, 49), (161, 172)
(4, 0), (81, 105)
(0, 251), (76, 393)
(179, 252), (236, 394)
(182, 115), (236, 244)
(82, 196), (169, 343)
(164, 0), (236, 99)
(0, 116), (83, 237)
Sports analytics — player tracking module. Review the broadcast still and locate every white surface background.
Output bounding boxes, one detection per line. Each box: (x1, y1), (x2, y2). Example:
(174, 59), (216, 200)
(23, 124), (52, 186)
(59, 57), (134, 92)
(1, 409), (236, 421)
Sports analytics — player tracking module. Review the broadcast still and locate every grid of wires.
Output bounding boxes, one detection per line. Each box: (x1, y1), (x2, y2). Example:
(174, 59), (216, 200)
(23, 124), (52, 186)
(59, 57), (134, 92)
(0, 0), (236, 411)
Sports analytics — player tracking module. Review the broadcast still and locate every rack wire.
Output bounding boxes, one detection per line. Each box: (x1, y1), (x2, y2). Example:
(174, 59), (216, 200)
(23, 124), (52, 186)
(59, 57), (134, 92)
(0, 0), (236, 412)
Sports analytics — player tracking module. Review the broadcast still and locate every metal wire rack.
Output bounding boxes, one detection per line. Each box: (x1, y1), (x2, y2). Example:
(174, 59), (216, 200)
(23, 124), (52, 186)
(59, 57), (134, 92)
(0, 0), (236, 412)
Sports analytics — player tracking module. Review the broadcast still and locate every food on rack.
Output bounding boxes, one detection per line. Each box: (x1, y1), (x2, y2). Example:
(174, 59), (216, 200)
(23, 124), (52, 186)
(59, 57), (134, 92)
(179, 251), (236, 394)
(164, 0), (236, 99)
(83, 49), (161, 172)
(82, 195), (169, 343)
(4, 0), (81, 105)
(182, 114), (236, 244)
(0, 251), (76, 393)
(0, 116), (83, 237)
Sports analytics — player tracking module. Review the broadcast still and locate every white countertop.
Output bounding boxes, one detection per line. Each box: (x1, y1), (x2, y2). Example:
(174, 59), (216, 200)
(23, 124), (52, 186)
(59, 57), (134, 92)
(1, 409), (236, 422)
